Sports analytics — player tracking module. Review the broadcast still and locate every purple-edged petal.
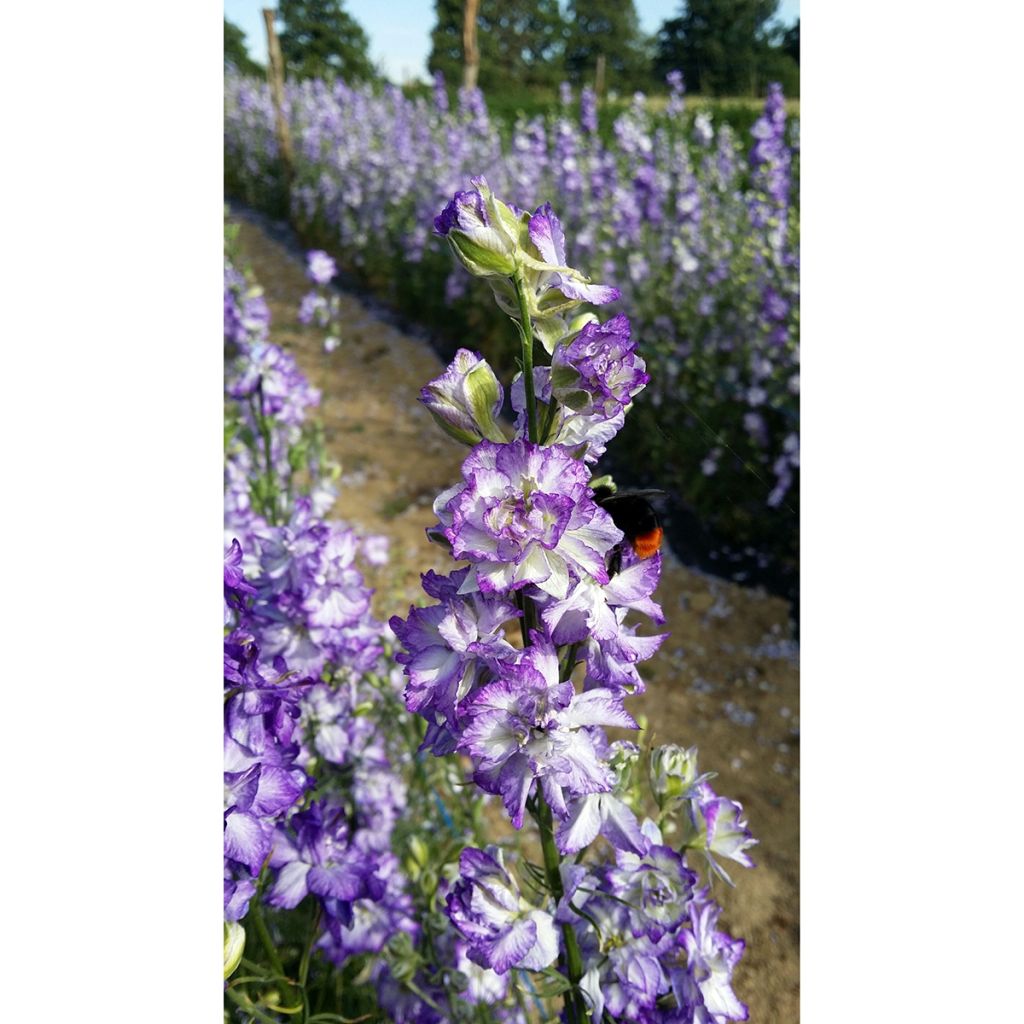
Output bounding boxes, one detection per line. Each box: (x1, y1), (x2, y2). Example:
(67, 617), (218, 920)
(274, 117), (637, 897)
(563, 689), (638, 730)
(518, 911), (559, 970)
(224, 810), (271, 875)
(496, 755), (534, 828)
(598, 795), (648, 854)
(556, 794), (604, 854)
(486, 917), (537, 974)
(252, 765), (306, 817)
(528, 203), (568, 266)
(267, 860), (311, 909)
(556, 278), (621, 305)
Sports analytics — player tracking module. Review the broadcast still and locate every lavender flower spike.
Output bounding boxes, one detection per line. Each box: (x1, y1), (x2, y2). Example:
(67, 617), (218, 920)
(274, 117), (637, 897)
(446, 845), (559, 974)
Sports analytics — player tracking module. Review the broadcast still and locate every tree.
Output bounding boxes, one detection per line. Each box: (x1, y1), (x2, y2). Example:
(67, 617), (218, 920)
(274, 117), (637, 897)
(563, 0), (651, 94)
(429, 0), (568, 92)
(655, 0), (782, 96)
(782, 18), (799, 64)
(277, 0), (376, 82)
(224, 16), (264, 77)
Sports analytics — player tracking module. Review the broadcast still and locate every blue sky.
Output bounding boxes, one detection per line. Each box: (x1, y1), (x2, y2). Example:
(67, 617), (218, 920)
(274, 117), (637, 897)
(224, 0), (800, 82)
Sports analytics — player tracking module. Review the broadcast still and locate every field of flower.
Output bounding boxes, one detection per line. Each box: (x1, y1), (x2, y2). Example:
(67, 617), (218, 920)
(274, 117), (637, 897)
(224, 73), (800, 594)
(223, 57), (801, 1023)
(223, 153), (799, 1019)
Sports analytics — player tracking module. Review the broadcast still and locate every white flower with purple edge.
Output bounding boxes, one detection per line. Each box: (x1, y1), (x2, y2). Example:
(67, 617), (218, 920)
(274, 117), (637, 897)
(267, 801), (385, 919)
(680, 781), (758, 885)
(606, 832), (698, 942)
(445, 845), (559, 974)
(672, 895), (749, 1023)
(223, 761), (308, 876)
(457, 634), (637, 827)
(580, 613), (668, 695)
(526, 202), (619, 311)
(541, 551), (665, 648)
(550, 313), (649, 418)
(390, 567), (520, 754)
(555, 791), (647, 855)
(566, 879), (674, 1023)
(306, 249), (337, 285)
(439, 439), (623, 599)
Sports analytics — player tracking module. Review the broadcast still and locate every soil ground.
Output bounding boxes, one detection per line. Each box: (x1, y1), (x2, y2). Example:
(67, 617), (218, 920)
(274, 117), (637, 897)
(230, 209), (800, 1022)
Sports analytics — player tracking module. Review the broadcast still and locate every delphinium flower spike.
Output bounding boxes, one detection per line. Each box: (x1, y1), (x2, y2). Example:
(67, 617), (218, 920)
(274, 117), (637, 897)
(391, 181), (757, 1023)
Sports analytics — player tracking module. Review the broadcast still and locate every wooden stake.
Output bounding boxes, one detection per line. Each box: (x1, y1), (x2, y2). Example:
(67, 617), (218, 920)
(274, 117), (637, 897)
(595, 53), (606, 98)
(263, 8), (294, 200)
(462, 0), (480, 91)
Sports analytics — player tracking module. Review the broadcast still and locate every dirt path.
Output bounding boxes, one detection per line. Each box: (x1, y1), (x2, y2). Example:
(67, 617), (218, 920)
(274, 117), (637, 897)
(231, 210), (800, 1022)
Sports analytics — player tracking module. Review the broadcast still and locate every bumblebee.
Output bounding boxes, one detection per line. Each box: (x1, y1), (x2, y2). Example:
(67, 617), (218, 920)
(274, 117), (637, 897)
(592, 485), (664, 577)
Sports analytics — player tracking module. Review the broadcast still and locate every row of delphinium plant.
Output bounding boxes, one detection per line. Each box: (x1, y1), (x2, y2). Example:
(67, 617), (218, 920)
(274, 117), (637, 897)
(224, 72), (799, 585)
(222, 181), (757, 1023)
(225, 234), (522, 1022)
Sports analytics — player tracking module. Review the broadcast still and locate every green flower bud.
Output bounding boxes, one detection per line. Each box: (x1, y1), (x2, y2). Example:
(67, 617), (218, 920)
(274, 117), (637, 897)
(434, 177), (521, 279)
(223, 921), (245, 980)
(420, 350), (506, 446)
(649, 744), (708, 807)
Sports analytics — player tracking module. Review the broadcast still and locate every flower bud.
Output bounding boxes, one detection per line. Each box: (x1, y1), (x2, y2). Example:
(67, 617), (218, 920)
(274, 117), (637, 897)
(386, 932), (421, 982)
(649, 744), (704, 806)
(402, 836), (429, 884)
(419, 349), (505, 445)
(223, 921), (245, 980)
(433, 177), (523, 278)
(449, 969), (471, 993)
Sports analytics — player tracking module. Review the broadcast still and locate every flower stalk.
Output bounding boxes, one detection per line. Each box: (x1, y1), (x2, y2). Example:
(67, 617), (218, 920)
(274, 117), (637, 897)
(226, 176), (760, 1022)
(513, 268), (540, 444)
(389, 178), (758, 1023)
(534, 793), (586, 1024)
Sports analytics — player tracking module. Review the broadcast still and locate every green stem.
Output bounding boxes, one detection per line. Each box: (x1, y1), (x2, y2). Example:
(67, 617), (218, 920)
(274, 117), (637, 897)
(539, 395), (560, 444)
(225, 986), (287, 1024)
(255, 377), (278, 525)
(516, 591), (539, 647)
(248, 895), (286, 981)
(513, 270), (540, 444)
(560, 642), (581, 682)
(534, 793), (586, 1024)
(298, 903), (322, 1012)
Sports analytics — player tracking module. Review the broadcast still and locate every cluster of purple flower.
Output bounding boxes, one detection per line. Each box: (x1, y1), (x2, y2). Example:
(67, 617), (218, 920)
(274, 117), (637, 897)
(224, 250), (423, 993)
(224, 72), (799, 521)
(390, 181), (757, 1022)
(297, 249), (342, 352)
(224, 258), (326, 527)
(225, 241), (562, 1022)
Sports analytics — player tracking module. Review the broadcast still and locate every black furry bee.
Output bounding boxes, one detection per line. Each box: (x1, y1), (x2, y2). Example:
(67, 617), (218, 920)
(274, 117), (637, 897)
(593, 485), (665, 577)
